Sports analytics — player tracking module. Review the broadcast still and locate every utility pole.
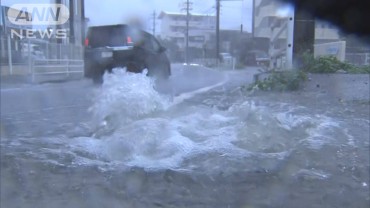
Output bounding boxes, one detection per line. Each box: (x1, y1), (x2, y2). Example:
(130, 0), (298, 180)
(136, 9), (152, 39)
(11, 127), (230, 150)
(180, 0), (192, 64)
(185, 0), (191, 64)
(81, 0), (86, 45)
(69, 0), (75, 44)
(216, 0), (220, 65)
(152, 10), (156, 36)
(216, 0), (242, 64)
(252, 0), (255, 37)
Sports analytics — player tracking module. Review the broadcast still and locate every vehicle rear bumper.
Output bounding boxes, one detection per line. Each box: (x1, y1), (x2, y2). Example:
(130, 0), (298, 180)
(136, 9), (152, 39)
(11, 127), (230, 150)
(84, 46), (145, 75)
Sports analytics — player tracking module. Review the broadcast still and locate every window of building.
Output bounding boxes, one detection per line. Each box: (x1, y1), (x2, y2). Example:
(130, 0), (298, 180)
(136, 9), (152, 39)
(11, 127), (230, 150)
(189, 36), (205, 42)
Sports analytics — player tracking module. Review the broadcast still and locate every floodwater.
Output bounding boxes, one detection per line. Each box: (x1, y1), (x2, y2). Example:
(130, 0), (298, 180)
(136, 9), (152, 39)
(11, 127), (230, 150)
(1, 69), (369, 208)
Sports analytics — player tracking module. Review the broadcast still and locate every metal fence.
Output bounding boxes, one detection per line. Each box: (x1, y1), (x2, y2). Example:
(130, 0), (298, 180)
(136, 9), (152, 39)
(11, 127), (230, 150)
(1, 37), (84, 77)
(345, 53), (370, 66)
(31, 59), (84, 82)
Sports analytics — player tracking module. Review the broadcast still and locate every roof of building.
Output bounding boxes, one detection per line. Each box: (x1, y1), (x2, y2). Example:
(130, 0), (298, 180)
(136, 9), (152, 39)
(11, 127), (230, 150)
(1, 6), (32, 29)
(158, 11), (215, 19)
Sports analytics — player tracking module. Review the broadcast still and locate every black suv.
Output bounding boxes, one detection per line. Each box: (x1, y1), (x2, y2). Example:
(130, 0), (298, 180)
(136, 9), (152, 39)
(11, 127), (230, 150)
(84, 24), (171, 83)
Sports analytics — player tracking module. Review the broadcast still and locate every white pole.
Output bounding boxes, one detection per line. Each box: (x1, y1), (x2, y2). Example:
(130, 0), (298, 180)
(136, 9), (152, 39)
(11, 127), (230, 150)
(67, 59), (70, 77)
(7, 34), (13, 75)
(28, 39), (32, 74)
(232, 57), (235, 70)
(59, 44), (62, 60)
(286, 8), (295, 70)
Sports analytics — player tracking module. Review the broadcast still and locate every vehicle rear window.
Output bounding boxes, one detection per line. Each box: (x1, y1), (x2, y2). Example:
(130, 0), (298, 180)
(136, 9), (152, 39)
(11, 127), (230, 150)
(87, 25), (129, 48)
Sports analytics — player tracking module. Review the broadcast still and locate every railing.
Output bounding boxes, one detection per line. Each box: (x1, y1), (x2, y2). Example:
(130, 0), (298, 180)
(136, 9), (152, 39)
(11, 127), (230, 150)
(31, 59), (84, 82)
(345, 53), (370, 66)
(1, 37), (83, 75)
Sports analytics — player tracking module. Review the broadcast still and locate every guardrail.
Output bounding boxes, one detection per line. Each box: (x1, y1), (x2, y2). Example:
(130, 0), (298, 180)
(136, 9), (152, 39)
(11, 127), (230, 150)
(31, 59), (84, 82)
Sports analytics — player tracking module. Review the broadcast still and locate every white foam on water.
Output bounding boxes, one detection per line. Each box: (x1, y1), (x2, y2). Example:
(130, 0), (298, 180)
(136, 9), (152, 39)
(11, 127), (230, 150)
(7, 70), (352, 172)
(78, 81), (349, 170)
(89, 68), (171, 129)
(301, 116), (341, 149)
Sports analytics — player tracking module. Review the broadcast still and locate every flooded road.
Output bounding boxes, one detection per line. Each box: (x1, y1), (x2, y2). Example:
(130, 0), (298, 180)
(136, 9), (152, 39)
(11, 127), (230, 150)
(1, 65), (369, 208)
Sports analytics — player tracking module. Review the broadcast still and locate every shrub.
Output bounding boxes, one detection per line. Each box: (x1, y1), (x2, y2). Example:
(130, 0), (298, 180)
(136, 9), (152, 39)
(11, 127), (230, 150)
(247, 71), (307, 92)
(302, 54), (370, 74)
(246, 54), (369, 93)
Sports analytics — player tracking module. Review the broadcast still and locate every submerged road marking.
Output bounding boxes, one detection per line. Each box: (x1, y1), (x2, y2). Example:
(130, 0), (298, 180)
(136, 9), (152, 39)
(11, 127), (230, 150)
(171, 77), (228, 106)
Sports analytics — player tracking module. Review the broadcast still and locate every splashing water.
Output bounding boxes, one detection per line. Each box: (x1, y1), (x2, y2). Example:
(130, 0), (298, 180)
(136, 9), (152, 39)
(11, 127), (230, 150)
(89, 68), (171, 133)
(3, 69), (355, 172)
(77, 75), (347, 172)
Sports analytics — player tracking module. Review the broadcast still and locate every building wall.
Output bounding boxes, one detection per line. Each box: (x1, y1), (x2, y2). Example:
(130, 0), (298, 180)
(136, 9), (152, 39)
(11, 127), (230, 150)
(159, 12), (215, 49)
(315, 20), (340, 42)
(253, 0), (340, 42)
(314, 41), (346, 61)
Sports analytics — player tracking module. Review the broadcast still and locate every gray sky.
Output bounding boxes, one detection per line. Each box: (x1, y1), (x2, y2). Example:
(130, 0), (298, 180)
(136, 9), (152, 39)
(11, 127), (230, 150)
(84, 0), (252, 32)
(2, 0), (253, 32)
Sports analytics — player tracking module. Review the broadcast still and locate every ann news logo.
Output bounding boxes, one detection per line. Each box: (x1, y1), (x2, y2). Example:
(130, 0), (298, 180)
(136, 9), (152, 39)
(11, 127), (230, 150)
(7, 4), (70, 39)
(8, 4), (69, 26)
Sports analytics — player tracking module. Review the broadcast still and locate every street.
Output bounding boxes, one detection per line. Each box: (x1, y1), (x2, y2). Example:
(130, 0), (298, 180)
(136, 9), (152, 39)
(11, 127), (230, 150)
(1, 64), (369, 208)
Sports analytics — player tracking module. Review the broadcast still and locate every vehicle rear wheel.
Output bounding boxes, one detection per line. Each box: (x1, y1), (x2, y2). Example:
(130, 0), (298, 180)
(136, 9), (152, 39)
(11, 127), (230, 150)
(92, 69), (104, 84)
(160, 64), (171, 80)
(127, 62), (144, 73)
(84, 62), (94, 78)
(147, 63), (170, 80)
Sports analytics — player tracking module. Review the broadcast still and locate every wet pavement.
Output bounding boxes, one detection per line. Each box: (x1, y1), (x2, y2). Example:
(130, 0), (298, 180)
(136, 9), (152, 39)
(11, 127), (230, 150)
(1, 65), (369, 208)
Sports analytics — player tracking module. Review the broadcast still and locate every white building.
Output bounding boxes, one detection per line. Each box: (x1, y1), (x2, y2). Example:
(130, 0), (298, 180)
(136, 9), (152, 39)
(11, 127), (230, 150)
(253, 0), (345, 63)
(253, 0), (341, 43)
(158, 11), (216, 49)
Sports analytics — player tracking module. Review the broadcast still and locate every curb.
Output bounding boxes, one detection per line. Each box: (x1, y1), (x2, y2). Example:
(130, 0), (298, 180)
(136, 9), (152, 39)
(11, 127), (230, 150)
(1, 73), (84, 86)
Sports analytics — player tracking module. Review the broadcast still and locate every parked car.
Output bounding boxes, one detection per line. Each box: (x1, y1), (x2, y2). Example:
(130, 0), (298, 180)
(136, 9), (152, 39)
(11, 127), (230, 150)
(245, 50), (270, 67)
(219, 52), (233, 64)
(84, 24), (171, 83)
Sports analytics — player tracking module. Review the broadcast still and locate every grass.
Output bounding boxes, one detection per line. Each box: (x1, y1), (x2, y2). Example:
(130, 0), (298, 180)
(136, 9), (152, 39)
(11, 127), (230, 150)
(247, 70), (307, 92)
(246, 54), (369, 92)
(301, 54), (370, 74)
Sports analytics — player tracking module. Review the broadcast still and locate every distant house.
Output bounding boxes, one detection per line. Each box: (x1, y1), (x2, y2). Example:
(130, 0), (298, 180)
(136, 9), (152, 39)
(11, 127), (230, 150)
(158, 11), (216, 49)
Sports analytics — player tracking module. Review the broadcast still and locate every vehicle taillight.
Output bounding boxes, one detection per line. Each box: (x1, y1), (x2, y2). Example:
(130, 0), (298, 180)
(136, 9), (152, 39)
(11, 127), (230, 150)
(127, 36), (132, 44)
(84, 38), (89, 46)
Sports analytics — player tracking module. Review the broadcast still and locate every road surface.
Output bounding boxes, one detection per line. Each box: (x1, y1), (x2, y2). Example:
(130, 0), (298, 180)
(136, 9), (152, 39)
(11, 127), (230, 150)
(1, 64), (369, 208)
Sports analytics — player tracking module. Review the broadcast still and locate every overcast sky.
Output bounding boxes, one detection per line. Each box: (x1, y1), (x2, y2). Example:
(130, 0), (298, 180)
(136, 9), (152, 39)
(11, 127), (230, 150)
(84, 0), (253, 32)
(2, 0), (253, 32)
